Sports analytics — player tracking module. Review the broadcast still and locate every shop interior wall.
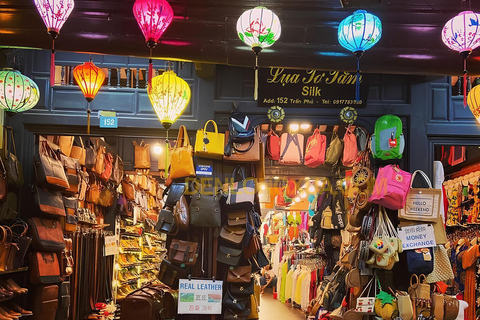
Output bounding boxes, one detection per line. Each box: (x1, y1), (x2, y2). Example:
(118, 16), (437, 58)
(4, 49), (480, 214)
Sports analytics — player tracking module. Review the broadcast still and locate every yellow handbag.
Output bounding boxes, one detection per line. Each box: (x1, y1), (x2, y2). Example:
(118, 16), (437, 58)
(170, 125), (195, 179)
(194, 120), (225, 159)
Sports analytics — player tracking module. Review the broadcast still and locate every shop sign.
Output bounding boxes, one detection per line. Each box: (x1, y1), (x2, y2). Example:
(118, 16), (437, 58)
(397, 224), (436, 250)
(178, 279), (223, 314)
(99, 111), (118, 128)
(258, 67), (369, 108)
(104, 235), (118, 256)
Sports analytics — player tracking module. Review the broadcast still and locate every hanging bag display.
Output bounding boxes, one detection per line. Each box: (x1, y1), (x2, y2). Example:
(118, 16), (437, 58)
(28, 217), (65, 252)
(189, 182), (222, 227)
(92, 142), (106, 175)
(305, 128), (327, 167)
(325, 129), (344, 166)
(266, 129), (281, 161)
(133, 140), (151, 169)
(369, 165), (412, 210)
(279, 133), (304, 165)
(2, 127), (24, 190)
(170, 125), (195, 179)
(70, 136), (86, 166)
(34, 185), (66, 217)
(58, 136), (74, 157)
(223, 166), (255, 208)
(34, 140), (70, 190)
(399, 170), (441, 222)
(194, 120), (225, 159)
(29, 252), (61, 285)
(343, 126), (359, 167)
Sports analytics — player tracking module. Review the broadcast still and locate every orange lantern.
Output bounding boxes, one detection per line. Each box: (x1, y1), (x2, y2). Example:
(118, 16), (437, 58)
(73, 61), (105, 134)
(467, 84), (480, 124)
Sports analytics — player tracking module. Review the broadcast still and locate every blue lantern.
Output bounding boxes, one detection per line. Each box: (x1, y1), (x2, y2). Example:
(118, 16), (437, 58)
(338, 10), (382, 101)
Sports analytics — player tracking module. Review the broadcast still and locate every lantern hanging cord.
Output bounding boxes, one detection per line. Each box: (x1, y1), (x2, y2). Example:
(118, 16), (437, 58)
(355, 55), (361, 102)
(463, 57), (468, 107)
(148, 48), (154, 86)
(50, 39), (56, 87)
(165, 129), (169, 178)
(87, 105), (91, 135)
(254, 54), (259, 101)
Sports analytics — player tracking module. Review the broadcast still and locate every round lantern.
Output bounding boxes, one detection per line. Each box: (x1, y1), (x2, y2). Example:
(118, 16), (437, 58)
(148, 70), (191, 130)
(338, 10), (382, 101)
(467, 85), (480, 124)
(0, 69), (40, 113)
(34, 0), (75, 87)
(442, 11), (480, 106)
(73, 62), (105, 134)
(237, 6), (281, 100)
(133, 0), (174, 85)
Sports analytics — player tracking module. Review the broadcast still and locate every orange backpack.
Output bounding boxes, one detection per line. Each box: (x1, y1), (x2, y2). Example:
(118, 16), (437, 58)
(305, 128), (327, 167)
(342, 127), (358, 167)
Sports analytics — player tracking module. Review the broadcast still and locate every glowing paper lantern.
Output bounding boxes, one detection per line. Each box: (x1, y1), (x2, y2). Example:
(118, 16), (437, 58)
(467, 85), (480, 124)
(338, 10), (382, 101)
(73, 62), (105, 134)
(237, 6), (281, 100)
(0, 69), (40, 113)
(34, 0), (75, 87)
(147, 70), (190, 130)
(442, 11), (480, 106)
(133, 0), (174, 85)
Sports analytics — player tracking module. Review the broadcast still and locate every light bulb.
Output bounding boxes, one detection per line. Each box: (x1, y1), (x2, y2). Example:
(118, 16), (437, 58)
(290, 124), (299, 132)
(304, 177), (310, 180)
(309, 185), (315, 193)
(153, 144), (163, 154)
(273, 176), (280, 180)
(261, 184), (266, 190)
(300, 124), (311, 130)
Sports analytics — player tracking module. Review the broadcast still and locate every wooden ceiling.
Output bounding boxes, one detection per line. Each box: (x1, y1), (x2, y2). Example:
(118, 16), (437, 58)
(1, 0), (480, 76)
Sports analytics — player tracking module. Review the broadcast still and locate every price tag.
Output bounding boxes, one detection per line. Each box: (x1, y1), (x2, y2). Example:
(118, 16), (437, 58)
(104, 235), (118, 256)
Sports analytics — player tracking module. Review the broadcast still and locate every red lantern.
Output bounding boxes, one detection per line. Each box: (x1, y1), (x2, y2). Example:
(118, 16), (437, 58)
(73, 62), (105, 134)
(133, 0), (174, 85)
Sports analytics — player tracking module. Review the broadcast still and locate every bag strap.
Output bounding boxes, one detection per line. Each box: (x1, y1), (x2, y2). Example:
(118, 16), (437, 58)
(291, 134), (304, 162)
(410, 170), (432, 189)
(177, 125), (190, 148)
(359, 276), (375, 297)
(419, 274), (427, 284)
(8, 128), (16, 157)
(232, 166), (246, 182)
(204, 120), (219, 134)
(410, 274), (419, 287)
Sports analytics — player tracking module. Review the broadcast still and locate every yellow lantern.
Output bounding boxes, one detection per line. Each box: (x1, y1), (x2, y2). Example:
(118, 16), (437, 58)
(467, 84), (480, 124)
(147, 69), (191, 131)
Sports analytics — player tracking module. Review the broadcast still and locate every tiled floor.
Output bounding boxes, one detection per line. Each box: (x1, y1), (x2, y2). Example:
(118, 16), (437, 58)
(259, 291), (305, 320)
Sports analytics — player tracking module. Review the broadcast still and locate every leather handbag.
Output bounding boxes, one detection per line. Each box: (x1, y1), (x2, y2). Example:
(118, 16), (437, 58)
(168, 239), (198, 266)
(92, 143), (106, 175)
(0, 226), (15, 271)
(3, 127), (24, 190)
(223, 166), (255, 208)
(28, 217), (65, 252)
(157, 259), (187, 289)
(174, 195), (189, 230)
(60, 154), (80, 194)
(228, 210), (247, 226)
(34, 140), (70, 190)
(121, 178), (135, 201)
(224, 128), (261, 162)
(100, 153), (114, 182)
(120, 284), (177, 320)
(345, 268), (369, 288)
(165, 183), (186, 207)
(170, 125), (195, 179)
(188, 184), (222, 227)
(56, 281), (70, 320)
(325, 129), (344, 166)
(195, 120), (225, 159)
(217, 246), (243, 266)
(62, 196), (78, 232)
(230, 281), (255, 296)
(70, 137), (86, 166)
(224, 308), (251, 320)
(98, 184), (115, 208)
(220, 225), (246, 245)
(112, 155), (124, 186)
(29, 252), (61, 285)
(58, 136), (74, 157)
(223, 291), (249, 312)
(34, 185), (66, 217)
(443, 296), (459, 320)
(84, 139), (97, 171)
(0, 157), (7, 201)
(32, 284), (58, 320)
(155, 208), (178, 235)
(10, 220), (31, 270)
(227, 265), (252, 283)
(87, 174), (101, 205)
(133, 140), (151, 169)
(431, 292), (444, 320)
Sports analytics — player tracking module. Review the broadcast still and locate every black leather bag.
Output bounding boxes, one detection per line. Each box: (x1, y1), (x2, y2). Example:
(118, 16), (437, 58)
(155, 209), (178, 235)
(0, 192), (17, 221)
(34, 185), (66, 218)
(120, 284), (177, 320)
(55, 281), (70, 320)
(230, 280), (255, 297)
(165, 183), (186, 207)
(223, 291), (249, 312)
(217, 246), (243, 266)
(3, 128), (24, 190)
(189, 186), (222, 227)
(157, 259), (187, 289)
(224, 308), (251, 320)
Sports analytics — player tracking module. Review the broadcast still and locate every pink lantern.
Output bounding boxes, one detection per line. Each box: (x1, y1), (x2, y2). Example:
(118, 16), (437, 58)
(34, 0), (75, 87)
(442, 11), (480, 106)
(133, 0), (174, 85)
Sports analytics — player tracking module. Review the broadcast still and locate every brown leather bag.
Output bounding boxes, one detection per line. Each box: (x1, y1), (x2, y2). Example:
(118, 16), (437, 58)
(98, 183), (115, 208)
(31, 284), (58, 320)
(168, 239), (198, 266)
(244, 233), (261, 259)
(29, 252), (61, 285)
(70, 137), (86, 166)
(34, 185), (66, 217)
(28, 218), (65, 252)
(58, 136), (74, 157)
(220, 225), (246, 245)
(100, 153), (114, 182)
(223, 128), (261, 162)
(87, 175), (101, 204)
(133, 141), (151, 169)
(443, 296), (459, 320)
(121, 178), (135, 201)
(92, 144), (106, 175)
(227, 210), (247, 226)
(174, 195), (189, 230)
(227, 265), (252, 283)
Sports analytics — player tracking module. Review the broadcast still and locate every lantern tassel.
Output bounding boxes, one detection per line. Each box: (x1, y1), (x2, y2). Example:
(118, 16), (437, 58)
(50, 41), (55, 87)
(254, 55), (259, 101)
(463, 58), (468, 107)
(87, 107), (91, 135)
(355, 56), (361, 102)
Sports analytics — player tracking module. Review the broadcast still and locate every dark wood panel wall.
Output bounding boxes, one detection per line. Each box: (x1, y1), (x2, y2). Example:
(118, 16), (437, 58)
(5, 49), (480, 196)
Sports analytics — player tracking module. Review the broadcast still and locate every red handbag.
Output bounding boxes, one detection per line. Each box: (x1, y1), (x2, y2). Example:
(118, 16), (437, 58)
(100, 153), (113, 181)
(266, 130), (280, 161)
(305, 128), (327, 167)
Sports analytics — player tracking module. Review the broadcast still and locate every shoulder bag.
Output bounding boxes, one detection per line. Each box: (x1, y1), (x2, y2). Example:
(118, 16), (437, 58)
(173, 195), (189, 230)
(305, 128), (327, 167)
(342, 126), (358, 167)
(224, 127), (261, 162)
(84, 139), (97, 171)
(325, 130), (344, 166)
(170, 126), (195, 179)
(62, 196), (78, 232)
(61, 154), (80, 194)
(100, 153), (114, 182)
(58, 136), (74, 157)
(223, 291), (249, 312)
(230, 281), (254, 296)
(92, 142), (106, 175)
(168, 239), (198, 266)
(121, 178), (135, 201)
(34, 185), (66, 217)
(217, 246), (243, 266)
(87, 174), (101, 205)
(70, 136), (86, 166)
(10, 220), (31, 270)
(157, 259), (187, 289)
(2, 127), (24, 190)
(224, 308), (251, 320)
(227, 265), (251, 283)
(155, 208), (178, 235)
(189, 182), (222, 227)
(34, 140), (70, 190)
(0, 192), (17, 221)
(29, 252), (61, 285)
(223, 166), (255, 208)
(98, 182), (115, 208)
(266, 129), (281, 161)
(195, 120), (225, 159)
(112, 155), (124, 186)
(28, 217), (65, 252)
(220, 225), (246, 245)
(133, 140), (151, 169)
(227, 210), (247, 226)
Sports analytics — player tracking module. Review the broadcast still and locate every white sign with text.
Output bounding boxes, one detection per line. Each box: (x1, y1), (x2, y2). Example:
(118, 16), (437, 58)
(397, 224), (436, 250)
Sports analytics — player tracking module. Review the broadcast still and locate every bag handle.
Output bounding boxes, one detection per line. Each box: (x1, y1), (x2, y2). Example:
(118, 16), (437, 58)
(419, 274), (427, 284)
(410, 170), (432, 189)
(410, 274), (419, 287)
(8, 127), (17, 157)
(232, 166), (246, 182)
(10, 219), (28, 237)
(204, 120), (219, 134)
(359, 276), (375, 297)
(176, 125), (190, 148)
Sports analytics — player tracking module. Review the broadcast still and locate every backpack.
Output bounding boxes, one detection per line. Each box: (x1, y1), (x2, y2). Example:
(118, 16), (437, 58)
(370, 115), (405, 160)
(224, 111), (256, 156)
(285, 179), (297, 199)
(355, 127), (369, 152)
(342, 127), (358, 167)
(266, 130), (281, 161)
(279, 133), (304, 165)
(305, 129), (327, 167)
(325, 131), (343, 166)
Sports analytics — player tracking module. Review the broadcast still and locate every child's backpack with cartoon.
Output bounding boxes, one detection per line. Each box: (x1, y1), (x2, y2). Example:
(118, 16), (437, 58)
(370, 115), (405, 161)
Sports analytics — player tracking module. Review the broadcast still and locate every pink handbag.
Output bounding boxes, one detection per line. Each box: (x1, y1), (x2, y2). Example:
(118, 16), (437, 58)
(369, 165), (412, 210)
(342, 127), (358, 167)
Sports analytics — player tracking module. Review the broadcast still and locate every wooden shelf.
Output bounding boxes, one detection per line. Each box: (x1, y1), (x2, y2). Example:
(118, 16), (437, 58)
(0, 267), (28, 275)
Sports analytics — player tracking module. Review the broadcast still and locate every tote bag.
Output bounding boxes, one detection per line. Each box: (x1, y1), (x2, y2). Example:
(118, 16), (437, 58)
(369, 165), (412, 210)
(342, 127), (358, 167)
(304, 128), (326, 167)
(194, 120), (224, 159)
(133, 141), (151, 169)
(170, 125), (195, 179)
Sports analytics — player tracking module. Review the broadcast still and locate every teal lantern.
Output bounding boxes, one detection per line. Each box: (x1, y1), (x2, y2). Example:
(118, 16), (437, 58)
(0, 69), (40, 113)
(338, 10), (382, 101)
